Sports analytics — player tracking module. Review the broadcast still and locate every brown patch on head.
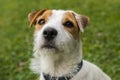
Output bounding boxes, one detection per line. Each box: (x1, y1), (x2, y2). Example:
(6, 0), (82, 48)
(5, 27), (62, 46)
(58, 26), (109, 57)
(28, 9), (47, 27)
(35, 10), (52, 32)
(72, 12), (89, 32)
(62, 12), (79, 40)
(28, 9), (52, 32)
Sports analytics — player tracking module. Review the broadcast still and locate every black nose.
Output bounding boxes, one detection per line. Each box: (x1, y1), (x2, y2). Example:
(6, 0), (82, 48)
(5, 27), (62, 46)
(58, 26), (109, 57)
(43, 27), (58, 41)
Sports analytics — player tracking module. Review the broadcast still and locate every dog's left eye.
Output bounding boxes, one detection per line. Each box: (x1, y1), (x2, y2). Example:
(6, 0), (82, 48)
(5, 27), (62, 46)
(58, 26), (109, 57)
(38, 19), (45, 25)
(63, 21), (74, 28)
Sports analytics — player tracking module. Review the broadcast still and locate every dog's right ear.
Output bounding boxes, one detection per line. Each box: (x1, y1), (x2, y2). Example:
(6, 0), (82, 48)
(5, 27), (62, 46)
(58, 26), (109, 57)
(69, 11), (89, 32)
(28, 9), (47, 27)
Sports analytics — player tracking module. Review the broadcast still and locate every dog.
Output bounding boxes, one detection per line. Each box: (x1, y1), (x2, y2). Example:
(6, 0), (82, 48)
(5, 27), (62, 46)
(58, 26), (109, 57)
(28, 9), (111, 80)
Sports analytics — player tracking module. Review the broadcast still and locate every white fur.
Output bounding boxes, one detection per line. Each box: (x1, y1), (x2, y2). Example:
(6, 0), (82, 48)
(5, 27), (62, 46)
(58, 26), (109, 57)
(30, 10), (111, 80)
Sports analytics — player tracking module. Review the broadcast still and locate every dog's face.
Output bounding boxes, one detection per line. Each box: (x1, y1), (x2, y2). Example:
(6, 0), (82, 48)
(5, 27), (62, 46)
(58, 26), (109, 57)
(28, 9), (89, 55)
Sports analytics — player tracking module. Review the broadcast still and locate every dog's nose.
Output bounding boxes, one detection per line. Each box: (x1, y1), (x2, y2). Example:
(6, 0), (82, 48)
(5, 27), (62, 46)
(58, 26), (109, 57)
(43, 27), (58, 41)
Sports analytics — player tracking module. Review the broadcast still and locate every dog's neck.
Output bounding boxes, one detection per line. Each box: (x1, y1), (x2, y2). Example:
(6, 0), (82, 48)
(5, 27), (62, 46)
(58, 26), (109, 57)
(39, 43), (82, 77)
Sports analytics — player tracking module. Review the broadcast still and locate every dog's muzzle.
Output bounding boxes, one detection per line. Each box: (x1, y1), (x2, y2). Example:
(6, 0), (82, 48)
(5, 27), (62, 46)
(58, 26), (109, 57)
(42, 27), (58, 50)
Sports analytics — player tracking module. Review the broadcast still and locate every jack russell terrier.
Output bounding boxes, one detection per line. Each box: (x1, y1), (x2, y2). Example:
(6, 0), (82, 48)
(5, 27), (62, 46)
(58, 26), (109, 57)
(28, 9), (111, 80)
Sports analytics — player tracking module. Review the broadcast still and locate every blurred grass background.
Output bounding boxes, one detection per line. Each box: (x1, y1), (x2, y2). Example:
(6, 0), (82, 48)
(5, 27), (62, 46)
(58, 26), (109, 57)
(0, 0), (120, 80)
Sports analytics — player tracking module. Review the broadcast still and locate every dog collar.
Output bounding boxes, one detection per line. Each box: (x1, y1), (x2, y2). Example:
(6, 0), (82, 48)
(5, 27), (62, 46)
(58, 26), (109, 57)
(43, 60), (83, 80)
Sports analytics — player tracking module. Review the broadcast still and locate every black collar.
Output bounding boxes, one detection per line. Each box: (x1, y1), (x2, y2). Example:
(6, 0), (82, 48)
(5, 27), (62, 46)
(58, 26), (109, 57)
(43, 60), (83, 80)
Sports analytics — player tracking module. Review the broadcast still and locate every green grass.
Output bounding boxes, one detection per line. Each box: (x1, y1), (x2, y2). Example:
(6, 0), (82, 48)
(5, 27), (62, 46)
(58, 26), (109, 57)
(0, 0), (120, 80)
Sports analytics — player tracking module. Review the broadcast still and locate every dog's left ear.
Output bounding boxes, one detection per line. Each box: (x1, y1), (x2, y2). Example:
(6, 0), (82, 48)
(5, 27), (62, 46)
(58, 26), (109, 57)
(72, 12), (89, 32)
(28, 9), (47, 27)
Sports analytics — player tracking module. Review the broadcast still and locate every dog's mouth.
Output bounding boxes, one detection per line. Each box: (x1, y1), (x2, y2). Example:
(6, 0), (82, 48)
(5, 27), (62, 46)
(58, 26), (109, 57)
(42, 44), (56, 49)
(41, 42), (58, 50)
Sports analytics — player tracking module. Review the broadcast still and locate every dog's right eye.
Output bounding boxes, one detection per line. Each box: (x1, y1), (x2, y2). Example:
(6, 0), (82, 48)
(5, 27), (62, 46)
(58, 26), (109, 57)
(38, 19), (45, 25)
(63, 21), (74, 28)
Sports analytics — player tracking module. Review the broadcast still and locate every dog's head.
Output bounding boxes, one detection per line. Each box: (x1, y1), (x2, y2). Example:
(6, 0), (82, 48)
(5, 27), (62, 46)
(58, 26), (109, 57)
(28, 9), (89, 55)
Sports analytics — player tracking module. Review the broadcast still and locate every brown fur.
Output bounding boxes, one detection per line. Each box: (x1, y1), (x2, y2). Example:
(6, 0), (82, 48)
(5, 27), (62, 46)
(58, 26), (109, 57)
(28, 9), (47, 27)
(28, 10), (52, 32)
(28, 9), (89, 38)
(34, 10), (52, 32)
(62, 12), (79, 40)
